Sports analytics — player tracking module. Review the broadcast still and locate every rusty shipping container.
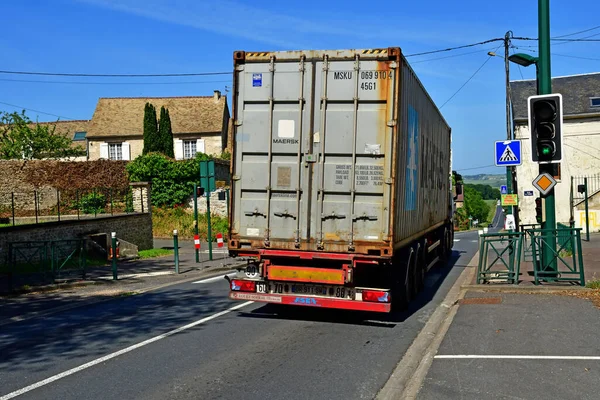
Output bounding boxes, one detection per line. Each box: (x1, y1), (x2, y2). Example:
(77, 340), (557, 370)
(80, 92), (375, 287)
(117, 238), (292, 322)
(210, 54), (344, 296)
(228, 47), (452, 257)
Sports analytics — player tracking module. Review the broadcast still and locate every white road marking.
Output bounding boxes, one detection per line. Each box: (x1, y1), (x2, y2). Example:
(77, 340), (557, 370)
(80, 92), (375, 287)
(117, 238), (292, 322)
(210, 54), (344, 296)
(453, 239), (461, 242)
(435, 355), (600, 360)
(192, 273), (236, 284)
(0, 301), (254, 400)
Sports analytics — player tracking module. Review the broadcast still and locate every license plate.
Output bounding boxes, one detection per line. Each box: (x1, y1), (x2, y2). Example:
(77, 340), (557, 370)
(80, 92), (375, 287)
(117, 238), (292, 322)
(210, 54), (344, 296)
(256, 282), (355, 299)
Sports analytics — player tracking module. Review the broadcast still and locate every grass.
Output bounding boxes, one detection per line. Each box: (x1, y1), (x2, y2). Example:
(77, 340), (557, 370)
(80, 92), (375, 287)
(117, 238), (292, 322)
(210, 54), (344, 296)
(485, 200), (498, 224)
(586, 280), (600, 290)
(152, 207), (228, 240)
(138, 248), (174, 259)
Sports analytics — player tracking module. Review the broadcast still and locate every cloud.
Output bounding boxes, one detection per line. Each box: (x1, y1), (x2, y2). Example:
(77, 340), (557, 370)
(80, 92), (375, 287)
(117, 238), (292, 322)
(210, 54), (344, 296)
(75, 0), (481, 49)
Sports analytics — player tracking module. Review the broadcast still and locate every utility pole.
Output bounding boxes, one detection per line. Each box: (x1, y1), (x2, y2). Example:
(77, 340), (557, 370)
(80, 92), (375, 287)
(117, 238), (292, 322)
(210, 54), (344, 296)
(538, 0), (557, 273)
(503, 31), (519, 231)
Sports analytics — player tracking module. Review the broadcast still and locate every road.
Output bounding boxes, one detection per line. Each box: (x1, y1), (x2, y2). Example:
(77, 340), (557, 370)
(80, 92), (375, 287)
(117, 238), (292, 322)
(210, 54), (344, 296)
(0, 223), (494, 400)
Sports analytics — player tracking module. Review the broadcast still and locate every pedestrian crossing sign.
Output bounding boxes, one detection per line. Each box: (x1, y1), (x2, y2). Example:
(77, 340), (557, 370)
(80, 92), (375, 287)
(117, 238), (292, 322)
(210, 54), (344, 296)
(495, 140), (522, 166)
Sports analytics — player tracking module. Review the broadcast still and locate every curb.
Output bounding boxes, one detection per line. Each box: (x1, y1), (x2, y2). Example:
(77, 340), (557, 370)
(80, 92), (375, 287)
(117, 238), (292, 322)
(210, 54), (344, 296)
(461, 284), (591, 293)
(0, 263), (246, 327)
(376, 253), (479, 400)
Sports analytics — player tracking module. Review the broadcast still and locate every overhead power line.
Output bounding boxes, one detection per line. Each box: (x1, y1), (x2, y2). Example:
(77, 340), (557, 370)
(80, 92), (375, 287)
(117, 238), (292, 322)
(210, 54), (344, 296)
(439, 44), (503, 109)
(0, 101), (77, 120)
(405, 38), (504, 57)
(455, 164), (497, 172)
(0, 70), (231, 78)
(553, 25), (600, 39)
(0, 78), (232, 86)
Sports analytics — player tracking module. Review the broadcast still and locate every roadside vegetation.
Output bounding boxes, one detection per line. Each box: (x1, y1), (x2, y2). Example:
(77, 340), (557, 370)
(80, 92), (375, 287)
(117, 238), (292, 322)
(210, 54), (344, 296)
(138, 248), (173, 259)
(152, 206), (228, 240)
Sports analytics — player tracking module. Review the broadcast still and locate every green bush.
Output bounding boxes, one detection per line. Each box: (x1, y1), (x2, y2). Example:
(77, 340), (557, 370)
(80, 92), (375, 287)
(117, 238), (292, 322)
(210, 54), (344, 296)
(79, 192), (106, 214)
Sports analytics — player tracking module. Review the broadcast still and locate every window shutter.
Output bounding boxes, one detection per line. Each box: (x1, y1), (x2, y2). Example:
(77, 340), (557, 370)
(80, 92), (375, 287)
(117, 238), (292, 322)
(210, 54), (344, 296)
(196, 139), (206, 154)
(100, 143), (109, 159)
(122, 142), (131, 160)
(174, 139), (183, 160)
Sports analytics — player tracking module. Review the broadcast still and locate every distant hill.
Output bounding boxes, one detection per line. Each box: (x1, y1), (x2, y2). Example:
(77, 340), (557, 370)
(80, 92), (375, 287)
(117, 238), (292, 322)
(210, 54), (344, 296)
(462, 174), (506, 188)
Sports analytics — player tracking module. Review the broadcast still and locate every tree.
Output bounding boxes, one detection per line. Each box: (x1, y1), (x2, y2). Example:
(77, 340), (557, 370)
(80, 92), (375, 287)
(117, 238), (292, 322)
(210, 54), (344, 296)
(158, 106), (174, 158)
(464, 186), (490, 223)
(142, 103), (158, 155)
(0, 110), (85, 160)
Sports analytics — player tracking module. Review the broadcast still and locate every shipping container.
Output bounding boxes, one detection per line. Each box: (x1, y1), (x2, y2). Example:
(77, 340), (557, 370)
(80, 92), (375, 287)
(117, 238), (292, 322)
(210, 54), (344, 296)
(227, 47), (455, 313)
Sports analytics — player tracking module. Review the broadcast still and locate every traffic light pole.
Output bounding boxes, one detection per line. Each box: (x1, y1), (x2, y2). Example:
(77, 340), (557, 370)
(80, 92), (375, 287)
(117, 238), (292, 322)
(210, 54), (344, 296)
(538, 0), (557, 274)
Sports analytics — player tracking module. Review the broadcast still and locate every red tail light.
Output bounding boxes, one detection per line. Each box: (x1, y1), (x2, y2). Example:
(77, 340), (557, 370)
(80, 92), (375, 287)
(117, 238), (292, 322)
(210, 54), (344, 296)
(230, 280), (256, 292)
(362, 290), (390, 303)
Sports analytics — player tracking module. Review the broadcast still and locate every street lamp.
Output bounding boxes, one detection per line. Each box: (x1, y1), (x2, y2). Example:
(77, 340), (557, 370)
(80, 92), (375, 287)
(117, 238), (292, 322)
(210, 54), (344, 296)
(508, 53), (539, 67)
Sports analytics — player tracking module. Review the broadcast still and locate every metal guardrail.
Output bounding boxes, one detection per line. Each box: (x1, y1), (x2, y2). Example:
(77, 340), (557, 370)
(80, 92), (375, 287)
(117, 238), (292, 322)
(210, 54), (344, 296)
(5, 240), (88, 289)
(526, 228), (585, 286)
(477, 232), (523, 285)
(521, 223), (541, 262)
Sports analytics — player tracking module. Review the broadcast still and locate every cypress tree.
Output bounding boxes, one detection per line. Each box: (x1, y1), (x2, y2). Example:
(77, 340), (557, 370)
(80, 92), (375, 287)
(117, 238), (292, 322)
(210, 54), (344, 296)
(142, 102), (158, 154)
(157, 106), (174, 157)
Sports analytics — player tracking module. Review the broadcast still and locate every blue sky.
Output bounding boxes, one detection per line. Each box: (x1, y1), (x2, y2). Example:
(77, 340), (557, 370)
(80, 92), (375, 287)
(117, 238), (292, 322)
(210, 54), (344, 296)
(1, 0), (599, 174)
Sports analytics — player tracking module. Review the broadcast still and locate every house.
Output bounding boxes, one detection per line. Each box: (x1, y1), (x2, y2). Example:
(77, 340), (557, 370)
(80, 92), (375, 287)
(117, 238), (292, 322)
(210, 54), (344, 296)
(86, 91), (230, 161)
(510, 72), (600, 232)
(26, 119), (89, 161)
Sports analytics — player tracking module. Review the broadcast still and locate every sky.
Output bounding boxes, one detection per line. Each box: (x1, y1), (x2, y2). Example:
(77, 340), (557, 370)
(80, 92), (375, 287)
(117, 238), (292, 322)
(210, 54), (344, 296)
(1, 0), (599, 175)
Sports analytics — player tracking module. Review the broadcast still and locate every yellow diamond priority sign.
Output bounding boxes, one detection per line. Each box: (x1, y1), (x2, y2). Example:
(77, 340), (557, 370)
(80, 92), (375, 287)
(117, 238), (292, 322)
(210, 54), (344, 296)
(532, 172), (557, 196)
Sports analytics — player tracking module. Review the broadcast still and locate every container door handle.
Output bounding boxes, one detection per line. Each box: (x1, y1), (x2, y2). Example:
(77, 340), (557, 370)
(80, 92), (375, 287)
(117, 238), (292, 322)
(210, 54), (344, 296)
(322, 212), (346, 220)
(274, 211), (296, 219)
(245, 209), (266, 217)
(353, 214), (378, 221)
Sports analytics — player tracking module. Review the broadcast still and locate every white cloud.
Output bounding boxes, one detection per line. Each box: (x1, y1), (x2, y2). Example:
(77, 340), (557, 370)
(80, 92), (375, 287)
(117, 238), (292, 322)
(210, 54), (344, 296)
(75, 0), (481, 49)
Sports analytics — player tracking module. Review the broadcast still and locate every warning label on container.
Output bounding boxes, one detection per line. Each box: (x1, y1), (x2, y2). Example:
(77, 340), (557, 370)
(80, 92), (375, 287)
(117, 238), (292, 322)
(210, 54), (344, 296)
(334, 164), (384, 187)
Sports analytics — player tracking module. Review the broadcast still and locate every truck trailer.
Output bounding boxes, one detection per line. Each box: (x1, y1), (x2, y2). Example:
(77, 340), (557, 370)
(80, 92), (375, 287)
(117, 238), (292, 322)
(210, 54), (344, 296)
(226, 47), (454, 313)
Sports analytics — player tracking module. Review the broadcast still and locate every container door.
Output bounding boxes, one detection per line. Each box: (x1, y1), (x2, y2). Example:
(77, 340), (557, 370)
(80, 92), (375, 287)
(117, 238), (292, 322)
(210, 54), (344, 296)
(233, 57), (314, 245)
(311, 57), (395, 249)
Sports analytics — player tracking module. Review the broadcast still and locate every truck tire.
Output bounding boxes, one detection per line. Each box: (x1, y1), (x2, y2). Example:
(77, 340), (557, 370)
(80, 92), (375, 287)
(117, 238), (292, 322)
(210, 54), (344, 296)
(440, 228), (451, 263)
(413, 242), (426, 294)
(391, 247), (414, 312)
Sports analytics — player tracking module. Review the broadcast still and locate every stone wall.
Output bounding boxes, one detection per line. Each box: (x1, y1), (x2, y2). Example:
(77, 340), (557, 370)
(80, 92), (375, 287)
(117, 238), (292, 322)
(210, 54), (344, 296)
(189, 188), (229, 217)
(0, 213), (153, 260)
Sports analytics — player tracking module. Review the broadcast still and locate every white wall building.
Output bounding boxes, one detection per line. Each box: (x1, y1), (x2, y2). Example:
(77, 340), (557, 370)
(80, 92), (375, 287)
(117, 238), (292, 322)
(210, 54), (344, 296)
(510, 72), (600, 233)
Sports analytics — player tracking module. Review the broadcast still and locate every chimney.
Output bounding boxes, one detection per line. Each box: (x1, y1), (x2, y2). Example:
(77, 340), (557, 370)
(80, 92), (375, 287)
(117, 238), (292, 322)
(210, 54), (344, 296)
(214, 90), (221, 101)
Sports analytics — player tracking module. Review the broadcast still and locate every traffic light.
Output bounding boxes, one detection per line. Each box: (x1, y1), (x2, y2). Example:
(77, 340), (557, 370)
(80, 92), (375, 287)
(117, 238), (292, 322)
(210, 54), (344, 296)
(528, 93), (563, 164)
(535, 197), (543, 223)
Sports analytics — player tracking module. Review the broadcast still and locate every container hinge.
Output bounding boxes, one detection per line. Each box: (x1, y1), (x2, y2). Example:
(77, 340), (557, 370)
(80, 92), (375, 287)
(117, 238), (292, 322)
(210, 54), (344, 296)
(274, 211), (296, 219)
(385, 178), (393, 185)
(233, 175), (241, 181)
(236, 65), (245, 71)
(387, 120), (397, 127)
(234, 120), (243, 126)
(322, 212), (346, 220)
(245, 209), (266, 217)
(353, 214), (378, 221)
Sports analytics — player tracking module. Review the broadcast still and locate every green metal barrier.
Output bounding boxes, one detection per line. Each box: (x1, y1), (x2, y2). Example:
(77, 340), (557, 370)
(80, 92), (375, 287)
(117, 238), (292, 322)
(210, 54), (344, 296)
(477, 232), (524, 284)
(7, 239), (88, 288)
(50, 239), (87, 280)
(521, 224), (541, 262)
(527, 227), (585, 286)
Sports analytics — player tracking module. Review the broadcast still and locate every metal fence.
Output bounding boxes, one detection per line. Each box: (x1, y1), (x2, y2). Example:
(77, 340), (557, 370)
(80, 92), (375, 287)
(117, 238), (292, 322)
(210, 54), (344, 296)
(572, 175), (600, 207)
(1, 239), (88, 290)
(0, 187), (146, 227)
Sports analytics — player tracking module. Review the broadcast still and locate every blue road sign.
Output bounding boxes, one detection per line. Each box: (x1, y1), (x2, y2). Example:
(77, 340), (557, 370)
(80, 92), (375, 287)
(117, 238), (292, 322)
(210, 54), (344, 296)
(495, 140), (522, 166)
(501, 185), (508, 195)
(524, 190), (534, 196)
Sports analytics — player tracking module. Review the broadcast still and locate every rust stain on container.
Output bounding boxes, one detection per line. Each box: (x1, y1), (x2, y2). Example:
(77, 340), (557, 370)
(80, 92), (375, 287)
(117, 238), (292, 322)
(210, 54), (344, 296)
(458, 297), (503, 305)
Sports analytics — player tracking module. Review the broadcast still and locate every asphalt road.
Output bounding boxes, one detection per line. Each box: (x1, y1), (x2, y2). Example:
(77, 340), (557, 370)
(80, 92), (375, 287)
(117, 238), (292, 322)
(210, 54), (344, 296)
(0, 229), (485, 400)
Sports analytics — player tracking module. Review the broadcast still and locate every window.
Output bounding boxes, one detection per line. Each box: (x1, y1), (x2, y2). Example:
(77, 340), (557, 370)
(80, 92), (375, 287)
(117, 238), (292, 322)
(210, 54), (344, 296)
(73, 131), (87, 141)
(183, 140), (197, 159)
(591, 97), (600, 107)
(109, 143), (123, 160)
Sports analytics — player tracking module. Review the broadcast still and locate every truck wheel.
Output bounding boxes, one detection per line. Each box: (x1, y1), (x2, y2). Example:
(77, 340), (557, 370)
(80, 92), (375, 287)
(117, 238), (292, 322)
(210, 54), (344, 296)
(392, 248), (414, 312)
(440, 228), (451, 263)
(414, 242), (426, 293)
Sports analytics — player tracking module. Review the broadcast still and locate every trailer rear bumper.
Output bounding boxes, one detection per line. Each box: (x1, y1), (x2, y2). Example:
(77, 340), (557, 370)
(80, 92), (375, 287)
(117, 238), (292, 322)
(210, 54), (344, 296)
(229, 291), (391, 313)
